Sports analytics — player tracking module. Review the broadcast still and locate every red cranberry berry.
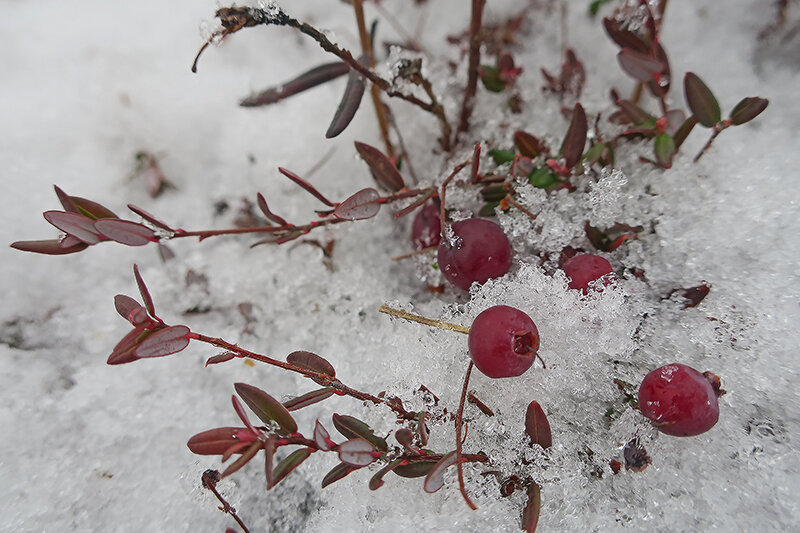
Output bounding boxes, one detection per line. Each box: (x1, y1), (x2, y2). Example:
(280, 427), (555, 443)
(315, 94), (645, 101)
(411, 199), (442, 250)
(638, 363), (724, 437)
(562, 253), (616, 293)
(468, 305), (540, 378)
(437, 218), (512, 290)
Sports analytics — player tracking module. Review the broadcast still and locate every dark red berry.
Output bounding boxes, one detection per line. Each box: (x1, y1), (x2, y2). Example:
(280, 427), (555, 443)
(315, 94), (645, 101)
(562, 253), (616, 293)
(411, 199), (441, 250)
(468, 305), (539, 378)
(437, 218), (512, 290)
(638, 363), (722, 437)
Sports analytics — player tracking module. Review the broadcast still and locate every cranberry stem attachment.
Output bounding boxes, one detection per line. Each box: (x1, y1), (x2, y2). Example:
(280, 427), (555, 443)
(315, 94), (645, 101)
(201, 469), (252, 533)
(439, 156), (473, 239)
(378, 305), (470, 334)
(455, 361), (478, 510)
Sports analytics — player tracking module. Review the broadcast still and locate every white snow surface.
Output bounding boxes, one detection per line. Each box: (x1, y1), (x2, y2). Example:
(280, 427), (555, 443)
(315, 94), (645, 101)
(2, 0), (799, 532)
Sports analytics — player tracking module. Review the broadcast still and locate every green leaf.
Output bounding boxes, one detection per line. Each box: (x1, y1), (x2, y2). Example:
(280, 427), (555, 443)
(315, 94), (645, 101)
(729, 97), (769, 126)
(271, 448), (312, 487)
(582, 143), (605, 166)
(529, 167), (558, 189)
(332, 414), (388, 451)
(480, 65), (505, 92)
(234, 383), (298, 435)
(654, 133), (676, 168)
(393, 460), (436, 478)
(684, 72), (721, 128)
(489, 148), (516, 165)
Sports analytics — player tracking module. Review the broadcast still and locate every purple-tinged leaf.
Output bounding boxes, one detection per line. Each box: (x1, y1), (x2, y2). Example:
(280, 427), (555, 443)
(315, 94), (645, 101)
(653, 133), (676, 168)
(321, 462), (359, 488)
(522, 483), (541, 533)
(393, 460), (435, 478)
(674, 283), (711, 309)
(616, 99), (654, 126)
(187, 427), (244, 455)
(278, 167), (335, 207)
(332, 414), (388, 451)
(256, 193), (288, 226)
(395, 428), (420, 454)
(325, 56), (368, 138)
(54, 186), (118, 220)
(418, 411), (429, 446)
(271, 448), (312, 487)
(220, 440), (261, 479)
(132, 264), (156, 317)
(283, 387), (336, 411)
(646, 43), (671, 96)
(337, 438), (377, 467)
(113, 294), (151, 326)
(10, 238), (88, 255)
(127, 204), (174, 232)
(43, 211), (102, 244)
(94, 219), (157, 246)
(423, 450), (457, 493)
(286, 351), (336, 378)
(134, 325), (191, 358)
(221, 441), (253, 463)
(729, 97), (769, 126)
(673, 116), (697, 150)
(559, 103), (588, 169)
(354, 141), (405, 192)
(231, 395), (257, 434)
(602, 18), (649, 53)
(369, 458), (405, 490)
(265, 434), (276, 489)
(107, 325), (150, 365)
(333, 188), (381, 221)
(617, 49), (663, 81)
(54, 185), (79, 214)
(684, 72), (721, 128)
(525, 401), (552, 449)
(205, 352), (238, 367)
(664, 109), (686, 135)
(314, 420), (333, 451)
(240, 61), (350, 107)
(514, 131), (547, 158)
(234, 382), (298, 435)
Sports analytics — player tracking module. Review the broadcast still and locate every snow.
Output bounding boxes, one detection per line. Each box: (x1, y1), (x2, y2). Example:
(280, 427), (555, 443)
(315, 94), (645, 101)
(2, 0), (799, 532)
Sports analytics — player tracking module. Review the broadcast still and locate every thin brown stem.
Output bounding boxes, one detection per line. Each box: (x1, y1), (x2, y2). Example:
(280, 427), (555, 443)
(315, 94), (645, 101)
(455, 362), (478, 510)
(504, 194), (538, 221)
(191, 332), (416, 420)
(693, 127), (723, 163)
(456, 0), (487, 140)
(201, 470), (252, 533)
(439, 157), (472, 238)
(378, 305), (470, 334)
(391, 245), (437, 261)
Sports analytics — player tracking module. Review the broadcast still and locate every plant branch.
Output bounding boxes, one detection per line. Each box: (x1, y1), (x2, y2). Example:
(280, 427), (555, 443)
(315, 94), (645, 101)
(456, 0), (487, 140)
(201, 470), (252, 533)
(378, 305), (470, 334)
(693, 127), (724, 163)
(455, 361), (478, 510)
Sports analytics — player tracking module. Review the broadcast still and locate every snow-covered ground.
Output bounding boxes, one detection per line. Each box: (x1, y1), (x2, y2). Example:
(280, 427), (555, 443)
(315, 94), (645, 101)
(2, 1), (799, 531)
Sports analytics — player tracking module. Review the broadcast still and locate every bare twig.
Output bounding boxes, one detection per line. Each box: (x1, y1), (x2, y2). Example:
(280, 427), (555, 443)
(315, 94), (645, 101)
(378, 305), (470, 334)
(201, 470), (252, 533)
(455, 362), (478, 510)
(456, 0), (487, 140)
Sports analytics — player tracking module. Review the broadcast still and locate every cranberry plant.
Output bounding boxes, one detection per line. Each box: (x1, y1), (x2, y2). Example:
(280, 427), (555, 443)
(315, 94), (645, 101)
(9, 0), (771, 531)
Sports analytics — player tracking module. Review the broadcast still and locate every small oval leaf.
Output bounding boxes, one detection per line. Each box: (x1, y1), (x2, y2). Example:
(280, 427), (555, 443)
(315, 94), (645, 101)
(559, 103), (588, 169)
(10, 238), (88, 255)
(393, 460), (435, 478)
(522, 483), (542, 533)
(423, 451), (457, 493)
(234, 383), (298, 435)
(525, 401), (552, 449)
(134, 325), (191, 358)
(107, 326), (150, 365)
(187, 427), (242, 456)
(654, 133), (676, 168)
(617, 49), (663, 81)
(321, 462), (359, 488)
(283, 387), (336, 411)
(133, 264), (156, 317)
(220, 440), (261, 479)
(43, 211), (102, 244)
(114, 294), (149, 325)
(241, 61), (350, 107)
(684, 72), (721, 128)
(729, 96), (769, 126)
(272, 448), (312, 487)
(355, 141), (405, 192)
(94, 219), (156, 246)
(314, 420), (332, 451)
(332, 414), (388, 451)
(286, 351), (336, 378)
(325, 57), (367, 138)
(514, 130), (547, 158)
(337, 438), (376, 467)
(333, 188), (381, 221)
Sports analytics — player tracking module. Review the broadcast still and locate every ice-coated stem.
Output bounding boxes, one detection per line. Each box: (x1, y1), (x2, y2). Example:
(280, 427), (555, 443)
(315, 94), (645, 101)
(455, 361), (478, 510)
(378, 305), (470, 334)
(456, 0), (487, 140)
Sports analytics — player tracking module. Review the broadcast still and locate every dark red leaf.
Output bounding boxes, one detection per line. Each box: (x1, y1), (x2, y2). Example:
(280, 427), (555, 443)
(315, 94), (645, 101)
(114, 294), (148, 325)
(220, 440), (261, 479)
(271, 448), (312, 487)
(673, 116), (697, 150)
(393, 461), (435, 478)
(240, 61), (350, 107)
(325, 57), (368, 138)
(471, 143), (481, 182)
(107, 325), (150, 365)
(333, 188), (381, 221)
(321, 462), (359, 488)
(53, 186), (118, 220)
(684, 72), (721, 128)
(676, 283), (711, 308)
(231, 395), (256, 433)
(256, 193), (288, 226)
(10, 238), (88, 255)
(234, 383), (298, 435)
(369, 458), (405, 490)
(623, 437), (651, 472)
(43, 211), (102, 244)
(559, 103), (588, 168)
(646, 43), (671, 96)
(133, 264), (156, 317)
(602, 18), (649, 53)
(525, 401), (552, 449)
(423, 450), (457, 493)
(729, 97), (769, 125)
(205, 352), (237, 366)
(283, 387), (336, 411)
(617, 49), (663, 81)
(94, 219), (157, 246)
(522, 483), (541, 533)
(332, 414), (388, 451)
(514, 131), (548, 158)
(134, 325), (191, 358)
(127, 204), (175, 232)
(286, 351), (336, 377)
(354, 141), (405, 192)
(54, 185), (78, 214)
(187, 427), (243, 455)
(278, 167), (335, 207)
(615, 99), (654, 126)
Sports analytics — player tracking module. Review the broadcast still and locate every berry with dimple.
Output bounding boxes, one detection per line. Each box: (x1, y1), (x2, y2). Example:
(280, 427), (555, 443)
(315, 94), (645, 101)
(638, 363), (724, 437)
(437, 218), (512, 290)
(411, 199), (441, 250)
(562, 253), (616, 292)
(468, 305), (540, 378)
